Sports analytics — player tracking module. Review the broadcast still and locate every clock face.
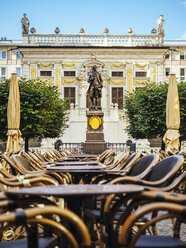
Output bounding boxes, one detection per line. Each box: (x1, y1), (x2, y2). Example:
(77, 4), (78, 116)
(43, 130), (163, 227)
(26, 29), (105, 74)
(89, 117), (101, 129)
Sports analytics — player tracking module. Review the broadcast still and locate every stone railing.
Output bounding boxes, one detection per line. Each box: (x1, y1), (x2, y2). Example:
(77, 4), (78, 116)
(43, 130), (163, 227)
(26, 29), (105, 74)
(57, 142), (136, 154)
(23, 33), (164, 47)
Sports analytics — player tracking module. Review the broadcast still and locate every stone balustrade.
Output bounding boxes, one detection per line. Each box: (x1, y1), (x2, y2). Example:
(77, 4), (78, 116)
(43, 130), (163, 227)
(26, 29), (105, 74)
(23, 33), (164, 47)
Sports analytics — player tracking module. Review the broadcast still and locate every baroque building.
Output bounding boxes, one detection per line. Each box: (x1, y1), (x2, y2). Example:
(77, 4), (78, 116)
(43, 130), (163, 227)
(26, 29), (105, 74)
(0, 15), (186, 151)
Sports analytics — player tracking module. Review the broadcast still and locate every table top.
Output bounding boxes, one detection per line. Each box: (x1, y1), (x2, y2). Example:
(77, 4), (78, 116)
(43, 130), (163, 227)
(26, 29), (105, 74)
(68, 154), (97, 158)
(47, 165), (106, 171)
(54, 161), (101, 165)
(6, 184), (144, 198)
(46, 167), (123, 174)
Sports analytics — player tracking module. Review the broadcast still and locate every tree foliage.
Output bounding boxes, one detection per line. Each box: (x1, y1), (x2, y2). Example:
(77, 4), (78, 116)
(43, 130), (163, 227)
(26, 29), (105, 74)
(0, 79), (69, 143)
(124, 82), (186, 141)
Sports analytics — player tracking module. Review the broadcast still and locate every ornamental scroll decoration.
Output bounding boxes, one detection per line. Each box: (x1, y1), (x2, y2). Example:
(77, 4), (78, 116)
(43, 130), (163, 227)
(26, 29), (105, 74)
(134, 79), (149, 85)
(62, 78), (78, 85)
(127, 68), (132, 93)
(38, 62), (54, 68)
(110, 62), (126, 68)
(134, 62), (149, 69)
(55, 68), (61, 91)
(62, 62), (77, 68)
(31, 68), (36, 81)
(151, 68), (156, 83)
(110, 79), (126, 85)
(38, 78), (54, 85)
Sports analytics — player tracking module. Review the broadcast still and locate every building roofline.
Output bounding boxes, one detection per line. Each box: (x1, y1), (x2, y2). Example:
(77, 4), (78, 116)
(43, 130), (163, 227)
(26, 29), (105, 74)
(17, 45), (170, 49)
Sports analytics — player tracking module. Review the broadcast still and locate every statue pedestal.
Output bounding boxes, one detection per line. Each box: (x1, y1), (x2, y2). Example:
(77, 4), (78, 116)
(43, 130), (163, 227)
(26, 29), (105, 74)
(84, 111), (107, 154)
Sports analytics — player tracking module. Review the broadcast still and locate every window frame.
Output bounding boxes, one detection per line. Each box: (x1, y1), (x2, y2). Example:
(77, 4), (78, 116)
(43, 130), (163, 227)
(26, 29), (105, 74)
(16, 51), (22, 60)
(165, 53), (170, 60)
(0, 50), (6, 59)
(135, 71), (147, 78)
(180, 68), (185, 81)
(40, 71), (52, 77)
(111, 87), (124, 110)
(64, 71), (76, 77)
(16, 67), (22, 77)
(111, 71), (124, 77)
(64, 87), (76, 108)
(165, 68), (170, 77)
(0, 67), (6, 80)
(180, 52), (186, 60)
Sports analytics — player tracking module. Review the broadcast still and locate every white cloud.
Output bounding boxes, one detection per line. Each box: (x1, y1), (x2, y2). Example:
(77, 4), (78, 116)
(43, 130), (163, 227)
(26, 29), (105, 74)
(177, 32), (186, 40)
(182, 1), (186, 6)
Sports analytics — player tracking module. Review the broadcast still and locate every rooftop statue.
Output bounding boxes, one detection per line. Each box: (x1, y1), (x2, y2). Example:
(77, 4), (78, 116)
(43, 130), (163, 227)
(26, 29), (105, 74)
(157, 14), (165, 35)
(21, 13), (30, 35)
(87, 65), (103, 111)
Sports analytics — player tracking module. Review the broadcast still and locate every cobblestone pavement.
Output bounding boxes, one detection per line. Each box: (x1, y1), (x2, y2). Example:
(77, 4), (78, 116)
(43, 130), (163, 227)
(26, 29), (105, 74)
(157, 216), (186, 241)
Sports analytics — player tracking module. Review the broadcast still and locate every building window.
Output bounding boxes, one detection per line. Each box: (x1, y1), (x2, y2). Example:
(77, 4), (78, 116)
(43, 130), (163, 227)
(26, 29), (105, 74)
(165, 53), (170, 59)
(16, 51), (22, 60)
(112, 71), (123, 77)
(0, 51), (6, 59)
(180, 52), (186, 60)
(135, 71), (147, 77)
(16, 67), (21, 77)
(180, 68), (185, 81)
(0, 67), (6, 80)
(64, 71), (76, 77)
(64, 87), (75, 108)
(40, 71), (52, 76)
(165, 68), (170, 77)
(112, 87), (123, 109)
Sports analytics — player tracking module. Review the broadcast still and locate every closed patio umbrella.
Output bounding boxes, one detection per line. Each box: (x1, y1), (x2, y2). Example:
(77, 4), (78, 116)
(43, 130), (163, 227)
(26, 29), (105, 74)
(6, 73), (21, 152)
(163, 74), (180, 153)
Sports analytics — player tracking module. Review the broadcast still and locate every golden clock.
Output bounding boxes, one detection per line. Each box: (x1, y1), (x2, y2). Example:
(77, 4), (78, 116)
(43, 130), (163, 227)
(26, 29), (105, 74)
(89, 117), (101, 129)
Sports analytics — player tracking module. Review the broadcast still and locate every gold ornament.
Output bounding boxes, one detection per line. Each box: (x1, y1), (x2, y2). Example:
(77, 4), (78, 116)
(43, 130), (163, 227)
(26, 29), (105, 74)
(55, 68), (61, 91)
(89, 117), (101, 129)
(151, 68), (156, 83)
(31, 67), (36, 81)
(38, 62), (54, 68)
(127, 68), (132, 93)
(134, 79), (149, 85)
(110, 79), (125, 85)
(110, 62), (126, 68)
(62, 62), (76, 68)
(62, 78), (78, 85)
(134, 62), (149, 68)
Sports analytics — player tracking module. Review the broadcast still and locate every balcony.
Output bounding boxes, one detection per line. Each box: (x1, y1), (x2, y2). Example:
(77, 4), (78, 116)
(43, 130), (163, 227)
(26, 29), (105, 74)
(22, 33), (164, 47)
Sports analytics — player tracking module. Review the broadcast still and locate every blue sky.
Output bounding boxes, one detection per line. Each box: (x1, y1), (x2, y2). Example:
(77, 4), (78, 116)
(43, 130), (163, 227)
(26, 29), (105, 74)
(1, 0), (186, 40)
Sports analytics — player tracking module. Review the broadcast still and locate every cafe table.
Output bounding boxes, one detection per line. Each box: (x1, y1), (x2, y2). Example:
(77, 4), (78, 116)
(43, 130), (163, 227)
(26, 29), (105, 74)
(5, 184), (144, 217)
(56, 154), (98, 162)
(6, 184), (144, 247)
(46, 166), (120, 183)
(54, 161), (101, 165)
(67, 154), (97, 159)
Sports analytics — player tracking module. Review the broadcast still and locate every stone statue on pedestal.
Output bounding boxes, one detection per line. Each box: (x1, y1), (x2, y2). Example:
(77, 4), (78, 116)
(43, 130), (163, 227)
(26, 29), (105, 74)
(21, 13), (30, 35)
(87, 65), (103, 110)
(157, 14), (165, 35)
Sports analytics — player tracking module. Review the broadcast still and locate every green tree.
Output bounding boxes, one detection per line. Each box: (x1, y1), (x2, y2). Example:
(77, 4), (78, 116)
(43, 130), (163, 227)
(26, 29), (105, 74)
(124, 81), (186, 141)
(0, 79), (69, 151)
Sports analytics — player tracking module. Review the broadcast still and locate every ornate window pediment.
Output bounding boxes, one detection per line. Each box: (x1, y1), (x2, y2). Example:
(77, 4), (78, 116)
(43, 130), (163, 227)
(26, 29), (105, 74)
(78, 54), (110, 81)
